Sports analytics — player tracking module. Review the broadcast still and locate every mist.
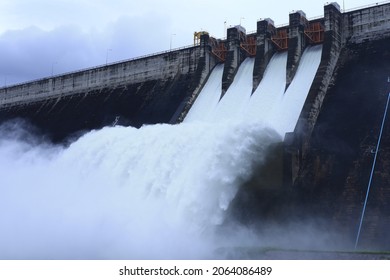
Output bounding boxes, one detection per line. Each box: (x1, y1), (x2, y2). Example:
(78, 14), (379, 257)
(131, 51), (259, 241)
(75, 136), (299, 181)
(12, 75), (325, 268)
(0, 119), (288, 259)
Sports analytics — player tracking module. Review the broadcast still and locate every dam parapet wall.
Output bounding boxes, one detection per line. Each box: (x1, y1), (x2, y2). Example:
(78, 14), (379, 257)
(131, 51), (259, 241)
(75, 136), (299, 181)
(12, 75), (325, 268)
(0, 42), (217, 140)
(0, 46), (201, 108)
(342, 1), (390, 44)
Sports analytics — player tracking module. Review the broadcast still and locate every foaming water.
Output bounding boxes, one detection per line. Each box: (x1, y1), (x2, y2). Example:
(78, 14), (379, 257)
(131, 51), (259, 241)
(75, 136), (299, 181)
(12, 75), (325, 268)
(0, 120), (281, 259)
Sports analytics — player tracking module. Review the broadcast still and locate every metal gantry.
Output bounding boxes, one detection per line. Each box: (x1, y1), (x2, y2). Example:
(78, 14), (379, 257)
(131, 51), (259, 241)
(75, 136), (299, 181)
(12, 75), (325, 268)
(209, 38), (228, 62)
(271, 28), (289, 50)
(304, 21), (325, 44)
(240, 35), (257, 57)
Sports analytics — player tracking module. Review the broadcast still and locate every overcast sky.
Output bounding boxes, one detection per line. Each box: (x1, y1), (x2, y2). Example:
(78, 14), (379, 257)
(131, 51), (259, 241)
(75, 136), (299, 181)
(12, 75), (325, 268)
(0, 0), (379, 85)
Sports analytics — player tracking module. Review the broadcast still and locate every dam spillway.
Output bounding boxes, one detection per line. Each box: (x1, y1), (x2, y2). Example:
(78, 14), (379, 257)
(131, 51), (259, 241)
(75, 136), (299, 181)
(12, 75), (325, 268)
(185, 44), (323, 135)
(0, 2), (390, 259)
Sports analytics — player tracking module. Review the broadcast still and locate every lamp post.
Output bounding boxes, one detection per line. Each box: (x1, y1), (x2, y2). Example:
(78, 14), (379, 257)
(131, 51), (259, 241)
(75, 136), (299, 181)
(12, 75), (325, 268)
(170, 34), (176, 51)
(240, 17), (245, 26)
(51, 62), (57, 76)
(106, 48), (112, 65)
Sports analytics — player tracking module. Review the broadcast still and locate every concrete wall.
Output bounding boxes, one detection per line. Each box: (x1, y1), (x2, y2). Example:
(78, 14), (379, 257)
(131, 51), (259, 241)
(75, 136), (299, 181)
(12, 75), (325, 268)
(0, 46), (201, 109)
(342, 2), (390, 44)
(294, 37), (390, 249)
(0, 45), (215, 141)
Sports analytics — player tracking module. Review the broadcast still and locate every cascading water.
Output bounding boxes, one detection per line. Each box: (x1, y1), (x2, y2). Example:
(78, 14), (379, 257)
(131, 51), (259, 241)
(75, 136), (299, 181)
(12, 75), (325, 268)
(0, 45), (322, 260)
(183, 64), (224, 123)
(245, 52), (288, 123)
(210, 58), (255, 122)
(268, 45), (323, 135)
(0, 120), (280, 259)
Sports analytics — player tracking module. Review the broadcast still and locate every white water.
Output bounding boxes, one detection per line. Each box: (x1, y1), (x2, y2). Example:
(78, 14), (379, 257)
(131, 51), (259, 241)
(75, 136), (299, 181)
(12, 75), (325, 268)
(0, 121), (280, 259)
(183, 64), (224, 123)
(269, 45), (323, 135)
(186, 45), (322, 136)
(245, 52), (288, 123)
(0, 45), (322, 260)
(211, 58), (255, 122)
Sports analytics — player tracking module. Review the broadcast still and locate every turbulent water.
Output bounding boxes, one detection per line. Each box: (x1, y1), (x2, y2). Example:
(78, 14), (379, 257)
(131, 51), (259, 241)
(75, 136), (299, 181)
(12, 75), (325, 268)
(0, 46), (322, 259)
(0, 120), (280, 259)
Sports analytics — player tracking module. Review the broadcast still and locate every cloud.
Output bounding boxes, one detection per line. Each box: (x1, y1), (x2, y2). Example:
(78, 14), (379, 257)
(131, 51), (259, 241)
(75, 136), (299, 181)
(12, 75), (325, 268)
(0, 14), (172, 85)
(0, 0), (377, 86)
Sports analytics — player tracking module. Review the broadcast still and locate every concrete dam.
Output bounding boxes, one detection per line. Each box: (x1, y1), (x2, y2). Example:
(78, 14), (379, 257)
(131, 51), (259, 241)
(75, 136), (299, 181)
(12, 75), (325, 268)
(0, 2), (390, 259)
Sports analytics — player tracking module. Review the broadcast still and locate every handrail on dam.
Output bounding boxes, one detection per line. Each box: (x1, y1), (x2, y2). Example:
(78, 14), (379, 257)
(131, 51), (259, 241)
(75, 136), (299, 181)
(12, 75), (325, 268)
(0, 43), (200, 90)
(342, 0), (390, 12)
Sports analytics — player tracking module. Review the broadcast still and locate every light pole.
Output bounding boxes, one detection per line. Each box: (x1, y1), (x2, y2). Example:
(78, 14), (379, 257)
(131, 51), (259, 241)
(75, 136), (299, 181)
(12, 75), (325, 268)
(240, 17), (245, 26)
(170, 34), (176, 51)
(106, 48), (112, 65)
(51, 62), (57, 76)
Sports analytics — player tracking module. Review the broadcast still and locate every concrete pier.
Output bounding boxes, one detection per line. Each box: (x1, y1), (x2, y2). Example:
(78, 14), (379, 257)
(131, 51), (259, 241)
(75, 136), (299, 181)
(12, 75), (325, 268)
(221, 26), (247, 96)
(252, 19), (276, 93)
(285, 10), (308, 89)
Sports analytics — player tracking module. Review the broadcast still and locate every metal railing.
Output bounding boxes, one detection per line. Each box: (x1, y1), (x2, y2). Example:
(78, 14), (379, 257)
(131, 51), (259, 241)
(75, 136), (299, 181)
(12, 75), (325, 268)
(342, 0), (390, 13)
(0, 43), (200, 90)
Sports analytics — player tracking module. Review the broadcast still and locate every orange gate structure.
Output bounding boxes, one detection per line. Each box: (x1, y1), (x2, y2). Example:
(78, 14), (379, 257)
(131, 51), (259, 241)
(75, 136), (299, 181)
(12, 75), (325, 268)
(271, 28), (288, 50)
(240, 35), (257, 57)
(304, 21), (324, 44)
(209, 38), (227, 62)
